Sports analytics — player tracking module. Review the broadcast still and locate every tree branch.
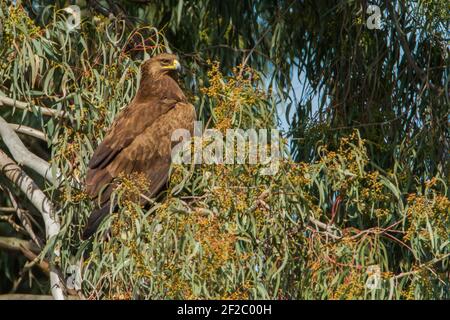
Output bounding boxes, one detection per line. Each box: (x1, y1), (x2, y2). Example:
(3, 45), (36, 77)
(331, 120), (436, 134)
(308, 217), (342, 240)
(0, 206), (16, 212)
(0, 116), (55, 184)
(391, 252), (450, 281)
(5, 186), (43, 248)
(0, 294), (80, 300)
(387, 2), (440, 93)
(0, 150), (64, 300)
(0, 236), (49, 274)
(0, 96), (66, 118)
(9, 124), (47, 142)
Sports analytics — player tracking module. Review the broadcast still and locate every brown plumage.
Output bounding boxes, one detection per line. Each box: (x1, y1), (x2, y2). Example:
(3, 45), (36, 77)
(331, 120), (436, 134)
(82, 53), (195, 239)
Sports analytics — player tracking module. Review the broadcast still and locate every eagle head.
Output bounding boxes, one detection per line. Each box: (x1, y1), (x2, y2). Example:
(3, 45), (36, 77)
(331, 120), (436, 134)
(142, 53), (182, 79)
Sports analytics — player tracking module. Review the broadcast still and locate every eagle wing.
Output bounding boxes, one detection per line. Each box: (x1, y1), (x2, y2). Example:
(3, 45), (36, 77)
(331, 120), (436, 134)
(87, 98), (176, 171)
(82, 101), (195, 239)
(86, 100), (195, 202)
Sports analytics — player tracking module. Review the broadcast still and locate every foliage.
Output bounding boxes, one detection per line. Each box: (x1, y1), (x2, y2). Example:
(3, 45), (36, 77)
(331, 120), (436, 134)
(0, 1), (448, 299)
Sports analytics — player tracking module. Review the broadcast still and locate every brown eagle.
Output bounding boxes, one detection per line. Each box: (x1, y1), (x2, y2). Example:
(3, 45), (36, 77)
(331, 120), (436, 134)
(82, 53), (195, 239)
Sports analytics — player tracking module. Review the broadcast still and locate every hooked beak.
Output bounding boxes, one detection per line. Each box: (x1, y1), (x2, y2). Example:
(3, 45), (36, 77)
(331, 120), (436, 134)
(173, 59), (182, 72)
(162, 59), (182, 72)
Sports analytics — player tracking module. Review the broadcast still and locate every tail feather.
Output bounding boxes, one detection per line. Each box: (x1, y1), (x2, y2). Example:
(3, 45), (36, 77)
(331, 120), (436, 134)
(82, 201), (113, 240)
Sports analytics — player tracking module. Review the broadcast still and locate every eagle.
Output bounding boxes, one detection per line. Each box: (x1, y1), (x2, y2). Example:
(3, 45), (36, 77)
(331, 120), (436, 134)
(82, 53), (195, 239)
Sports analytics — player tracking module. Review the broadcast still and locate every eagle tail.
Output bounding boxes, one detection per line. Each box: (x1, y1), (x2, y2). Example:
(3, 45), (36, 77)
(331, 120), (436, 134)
(82, 201), (113, 240)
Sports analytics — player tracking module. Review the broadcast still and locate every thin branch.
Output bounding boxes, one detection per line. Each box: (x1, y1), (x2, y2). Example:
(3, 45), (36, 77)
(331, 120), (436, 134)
(247, 187), (272, 212)
(122, 0), (152, 3)
(0, 150), (64, 300)
(389, 252), (450, 299)
(0, 236), (49, 274)
(308, 217), (342, 240)
(5, 187), (43, 248)
(239, 0), (297, 76)
(9, 124), (47, 142)
(391, 253), (450, 281)
(0, 294), (80, 300)
(0, 96), (66, 118)
(0, 206), (16, 212)
(87, 0), (112, 17)
(387, 2), (440, 93)
(0, 116), (55, 184)
(0, 214), (25, 233)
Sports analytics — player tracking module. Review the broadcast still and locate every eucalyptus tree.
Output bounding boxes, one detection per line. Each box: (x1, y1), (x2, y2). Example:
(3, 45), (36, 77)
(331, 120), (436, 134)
(0, 0), (448, 299)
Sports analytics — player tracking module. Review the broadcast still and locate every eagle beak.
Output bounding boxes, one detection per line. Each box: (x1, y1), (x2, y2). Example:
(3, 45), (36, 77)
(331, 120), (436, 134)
(163, 59), (182, 72)
(173, 59), (182, 72)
